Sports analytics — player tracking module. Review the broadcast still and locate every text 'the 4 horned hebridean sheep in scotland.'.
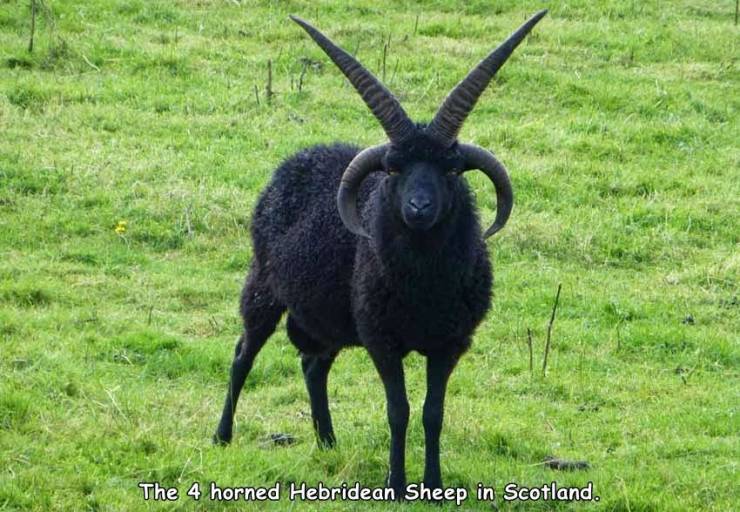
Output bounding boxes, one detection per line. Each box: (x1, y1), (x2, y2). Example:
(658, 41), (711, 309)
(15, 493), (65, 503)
(214, 9), (548, 498)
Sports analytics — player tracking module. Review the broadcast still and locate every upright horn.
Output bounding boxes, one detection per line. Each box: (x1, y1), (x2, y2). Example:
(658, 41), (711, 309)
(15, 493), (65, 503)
(290, 16), (415, 144)
(427, 10), (548, 146)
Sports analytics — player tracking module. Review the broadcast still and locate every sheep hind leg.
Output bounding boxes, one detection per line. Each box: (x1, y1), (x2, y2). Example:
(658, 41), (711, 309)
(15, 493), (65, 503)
(213, 278), (284, 446)
(287, 316), (338, 448)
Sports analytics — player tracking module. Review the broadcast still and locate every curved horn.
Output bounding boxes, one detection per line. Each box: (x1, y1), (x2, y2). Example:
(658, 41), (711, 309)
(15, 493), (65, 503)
(290, 16), (415, 144)
(427, 10), (548, 146)
(459, 143), (513, 238)
(337, 144), (388, 239)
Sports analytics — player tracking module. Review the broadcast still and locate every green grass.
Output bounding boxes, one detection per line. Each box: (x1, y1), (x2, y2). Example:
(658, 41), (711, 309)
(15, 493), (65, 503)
(0, 0), (738, 510)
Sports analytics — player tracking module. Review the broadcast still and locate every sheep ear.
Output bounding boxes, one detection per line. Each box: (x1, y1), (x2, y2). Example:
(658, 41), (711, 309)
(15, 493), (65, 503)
(427, 10), (547, 146)
(459, 144), (513, 238)
(290, 16), (415, 144)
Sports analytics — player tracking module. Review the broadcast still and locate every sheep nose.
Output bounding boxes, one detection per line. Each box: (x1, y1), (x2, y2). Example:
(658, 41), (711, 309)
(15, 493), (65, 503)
(408, 197), (431, 213)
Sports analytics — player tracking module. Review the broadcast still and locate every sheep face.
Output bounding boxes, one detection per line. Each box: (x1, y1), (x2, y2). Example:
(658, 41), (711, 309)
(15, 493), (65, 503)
(384, 134), (465, 232)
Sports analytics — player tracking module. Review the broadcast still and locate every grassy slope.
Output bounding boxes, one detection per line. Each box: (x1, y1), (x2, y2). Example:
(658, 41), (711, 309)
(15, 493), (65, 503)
(0, 0), (738, 510)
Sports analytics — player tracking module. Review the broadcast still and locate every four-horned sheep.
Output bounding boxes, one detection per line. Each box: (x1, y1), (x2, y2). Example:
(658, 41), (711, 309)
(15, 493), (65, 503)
(214, 10), (548, 496)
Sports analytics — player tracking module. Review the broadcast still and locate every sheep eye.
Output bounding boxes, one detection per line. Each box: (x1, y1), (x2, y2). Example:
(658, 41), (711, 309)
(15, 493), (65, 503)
(387, 168), (399, 176)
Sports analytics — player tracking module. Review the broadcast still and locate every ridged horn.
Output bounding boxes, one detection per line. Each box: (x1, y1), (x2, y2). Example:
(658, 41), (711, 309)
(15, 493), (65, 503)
(427, 10), (548, 146)
(337, 144), (388, 239)
(290, 16), (415, 144)
(459, 143), (513, 238)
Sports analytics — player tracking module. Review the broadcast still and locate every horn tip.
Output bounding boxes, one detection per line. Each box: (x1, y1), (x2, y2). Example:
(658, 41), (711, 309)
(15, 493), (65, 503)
(484, 224), (503, 239)
(288, 14), (307, 27)
(347, 224), (371, 239)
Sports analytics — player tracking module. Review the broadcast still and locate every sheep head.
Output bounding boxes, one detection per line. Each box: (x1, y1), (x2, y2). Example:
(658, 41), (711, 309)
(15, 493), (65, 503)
(290, 10), (547, 239)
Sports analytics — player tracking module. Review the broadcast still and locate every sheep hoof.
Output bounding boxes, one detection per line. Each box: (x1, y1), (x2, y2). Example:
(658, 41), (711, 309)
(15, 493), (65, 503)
(317, 432), (336, 449)
(422, 481), (445, 505)
(385, 475), (406, 501)
(212, 431), (232, 446)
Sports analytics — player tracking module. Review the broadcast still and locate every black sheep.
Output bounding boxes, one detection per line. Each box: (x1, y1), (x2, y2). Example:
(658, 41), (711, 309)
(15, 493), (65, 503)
(214, 10), (547, 496)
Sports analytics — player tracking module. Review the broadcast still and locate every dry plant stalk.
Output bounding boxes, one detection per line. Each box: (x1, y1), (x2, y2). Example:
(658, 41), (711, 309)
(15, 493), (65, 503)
(266, 59), (273, 103)
(541, 283), (562, 376)
(28, 0), (37, 53)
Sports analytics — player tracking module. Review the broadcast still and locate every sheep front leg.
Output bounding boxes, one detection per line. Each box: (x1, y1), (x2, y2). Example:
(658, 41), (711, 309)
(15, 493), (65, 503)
(422, 350), (459, 491)
(368, 348), (409, 499)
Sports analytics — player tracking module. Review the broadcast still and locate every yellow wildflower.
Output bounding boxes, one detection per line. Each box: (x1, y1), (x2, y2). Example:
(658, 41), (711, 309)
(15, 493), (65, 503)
(114, 220), (128, 235)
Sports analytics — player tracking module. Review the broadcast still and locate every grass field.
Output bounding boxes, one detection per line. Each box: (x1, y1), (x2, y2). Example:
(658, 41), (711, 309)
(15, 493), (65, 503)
(1, 0), (738, 510)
